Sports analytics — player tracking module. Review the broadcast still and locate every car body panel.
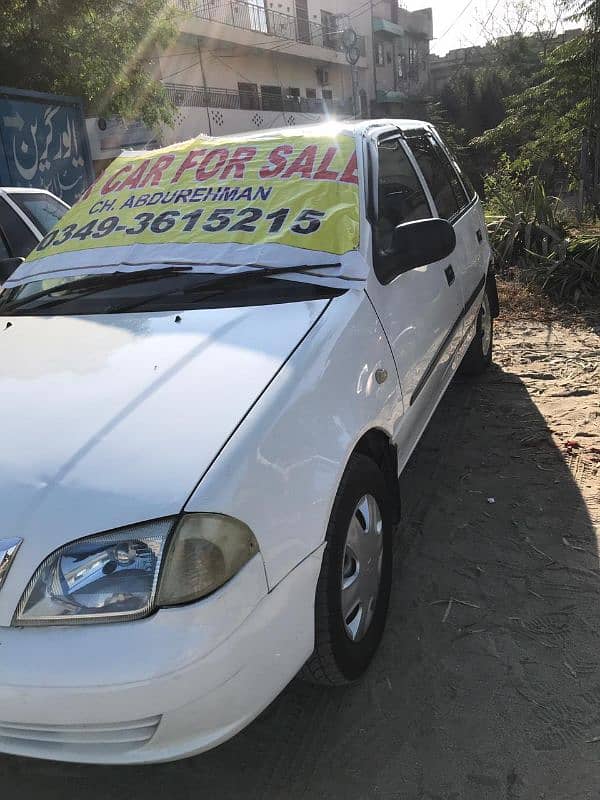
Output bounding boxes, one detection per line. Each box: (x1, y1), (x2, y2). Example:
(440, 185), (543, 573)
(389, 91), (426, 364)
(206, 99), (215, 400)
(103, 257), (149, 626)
(185, 289), (401, 588)
(0, 299), (328, 625)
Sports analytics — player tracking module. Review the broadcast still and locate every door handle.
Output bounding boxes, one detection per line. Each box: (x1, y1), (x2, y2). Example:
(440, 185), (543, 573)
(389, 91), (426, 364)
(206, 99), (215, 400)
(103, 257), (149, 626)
(476, 228), (483, 244)
(444, 265), (455, 286)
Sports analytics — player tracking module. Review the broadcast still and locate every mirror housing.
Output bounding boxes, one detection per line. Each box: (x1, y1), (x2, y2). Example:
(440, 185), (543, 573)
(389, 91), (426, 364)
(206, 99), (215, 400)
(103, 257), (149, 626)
(378, 218), (456, 284)
(0, 257), (24, 285)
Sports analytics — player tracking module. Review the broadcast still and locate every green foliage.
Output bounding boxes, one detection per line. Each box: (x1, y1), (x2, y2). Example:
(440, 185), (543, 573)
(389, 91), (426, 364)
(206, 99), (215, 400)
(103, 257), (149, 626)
(0, 0), (177, 127)
(473, 34), (591, 183)
(486, 157), (600, 306)
(434, 36), (546, 182)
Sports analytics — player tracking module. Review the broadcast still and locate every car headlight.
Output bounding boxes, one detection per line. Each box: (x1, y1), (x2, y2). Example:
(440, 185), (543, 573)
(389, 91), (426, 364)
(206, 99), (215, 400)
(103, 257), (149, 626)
(14, 514), (259, 627)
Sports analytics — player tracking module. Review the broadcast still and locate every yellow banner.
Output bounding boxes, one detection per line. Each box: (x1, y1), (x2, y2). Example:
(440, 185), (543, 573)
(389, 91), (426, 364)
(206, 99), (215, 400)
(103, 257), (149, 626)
(28, 132), (360, 262)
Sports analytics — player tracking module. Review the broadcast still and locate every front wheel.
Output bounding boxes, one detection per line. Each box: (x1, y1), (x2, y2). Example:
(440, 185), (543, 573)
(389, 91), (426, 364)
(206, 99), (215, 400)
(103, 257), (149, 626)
(301, 454), (393, 686)
(459, 290), (493, 376)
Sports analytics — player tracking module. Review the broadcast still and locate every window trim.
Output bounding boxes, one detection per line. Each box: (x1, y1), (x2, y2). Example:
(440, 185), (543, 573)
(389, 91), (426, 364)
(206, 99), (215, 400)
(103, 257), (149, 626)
(0, 224), (12, 260)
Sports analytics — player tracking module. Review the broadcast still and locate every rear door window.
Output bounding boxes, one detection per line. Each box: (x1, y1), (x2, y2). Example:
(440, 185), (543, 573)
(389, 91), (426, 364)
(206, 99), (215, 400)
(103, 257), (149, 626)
(407, 134), (468, 220)
(0, 199), (38, 258)
(8, 192), (68, 235)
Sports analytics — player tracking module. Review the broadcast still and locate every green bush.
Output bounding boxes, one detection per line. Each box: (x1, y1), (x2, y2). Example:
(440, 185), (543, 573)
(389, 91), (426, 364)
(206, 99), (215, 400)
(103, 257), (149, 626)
(485, 156), (600, 307)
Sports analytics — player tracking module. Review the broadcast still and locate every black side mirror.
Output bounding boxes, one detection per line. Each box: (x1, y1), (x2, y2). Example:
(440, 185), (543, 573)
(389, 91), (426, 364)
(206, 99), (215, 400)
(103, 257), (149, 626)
(0, 257), (24, 285)
(379, 218), (456, 283)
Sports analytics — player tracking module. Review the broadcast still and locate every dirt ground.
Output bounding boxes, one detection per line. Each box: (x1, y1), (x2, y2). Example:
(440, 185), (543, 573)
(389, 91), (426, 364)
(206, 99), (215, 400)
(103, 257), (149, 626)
(2, 282), (600, 799)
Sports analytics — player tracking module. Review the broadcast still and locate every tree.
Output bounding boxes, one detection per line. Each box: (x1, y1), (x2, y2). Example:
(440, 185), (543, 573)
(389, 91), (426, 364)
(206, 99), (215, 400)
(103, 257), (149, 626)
(0, 0), (177, 127)
(474, 1), (599, 194)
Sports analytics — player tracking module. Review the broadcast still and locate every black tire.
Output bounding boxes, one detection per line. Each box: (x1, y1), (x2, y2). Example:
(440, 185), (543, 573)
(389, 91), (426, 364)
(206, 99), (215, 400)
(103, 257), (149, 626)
(301, 454), (393, 686)
(459, 290), (493, 376)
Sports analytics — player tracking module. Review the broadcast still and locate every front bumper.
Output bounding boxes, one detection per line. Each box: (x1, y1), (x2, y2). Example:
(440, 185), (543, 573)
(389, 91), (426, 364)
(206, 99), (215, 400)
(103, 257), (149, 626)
(0, 549), (322, 764)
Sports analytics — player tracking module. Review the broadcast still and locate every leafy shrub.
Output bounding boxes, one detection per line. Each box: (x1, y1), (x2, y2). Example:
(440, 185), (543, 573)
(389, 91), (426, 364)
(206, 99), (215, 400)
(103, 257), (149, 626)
(485, 156), (600, 307)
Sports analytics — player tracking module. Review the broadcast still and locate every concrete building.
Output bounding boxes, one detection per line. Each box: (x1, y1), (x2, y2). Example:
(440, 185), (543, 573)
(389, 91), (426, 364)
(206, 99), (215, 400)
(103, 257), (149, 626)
(371, 5), (433, 115)
(87, 0), (433, 164)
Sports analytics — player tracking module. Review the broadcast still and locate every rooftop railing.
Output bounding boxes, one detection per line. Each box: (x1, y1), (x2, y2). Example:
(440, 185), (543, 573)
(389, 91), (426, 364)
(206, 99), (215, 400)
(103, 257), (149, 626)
(174, 0), (341, 50)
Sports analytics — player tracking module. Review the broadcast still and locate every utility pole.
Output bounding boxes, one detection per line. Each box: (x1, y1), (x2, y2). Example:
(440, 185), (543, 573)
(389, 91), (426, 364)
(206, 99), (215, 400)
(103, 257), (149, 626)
(341, 27), (361, 118)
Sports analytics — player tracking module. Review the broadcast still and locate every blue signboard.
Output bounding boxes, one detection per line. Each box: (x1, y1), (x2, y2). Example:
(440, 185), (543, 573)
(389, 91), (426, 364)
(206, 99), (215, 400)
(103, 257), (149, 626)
(0, 87), (94, 205)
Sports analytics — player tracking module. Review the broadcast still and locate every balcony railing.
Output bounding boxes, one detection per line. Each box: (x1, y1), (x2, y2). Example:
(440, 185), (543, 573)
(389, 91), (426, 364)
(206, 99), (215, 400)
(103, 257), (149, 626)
(174, 0), (342, 51)
(165, 82), (353, 115)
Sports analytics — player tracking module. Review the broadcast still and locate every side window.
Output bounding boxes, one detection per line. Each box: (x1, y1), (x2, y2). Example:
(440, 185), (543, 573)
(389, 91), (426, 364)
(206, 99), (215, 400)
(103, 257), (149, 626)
(407, 135), (468, 220)
(0, 199), (38, 258)
(375, 138), (431, 259)
(433, 136), (476, 202)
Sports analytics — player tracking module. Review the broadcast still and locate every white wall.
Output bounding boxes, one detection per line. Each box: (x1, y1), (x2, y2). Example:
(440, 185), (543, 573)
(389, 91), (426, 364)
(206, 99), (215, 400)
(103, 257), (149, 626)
(158, 34), (360, 103)
(162, 106), (331, 143)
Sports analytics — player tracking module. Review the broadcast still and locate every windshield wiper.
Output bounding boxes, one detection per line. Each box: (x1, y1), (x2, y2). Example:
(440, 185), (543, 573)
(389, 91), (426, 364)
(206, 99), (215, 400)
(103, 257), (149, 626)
(1, 263), (342, 314)
(106, 263), (343, 313)
(1, 266), (194, 313)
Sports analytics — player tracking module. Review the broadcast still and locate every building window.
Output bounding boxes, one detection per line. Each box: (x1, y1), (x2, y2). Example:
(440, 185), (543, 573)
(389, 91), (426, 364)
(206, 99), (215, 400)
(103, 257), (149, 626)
(408, 47), (417, 64)
(376, 42), (385, 66)
(260, 84), (283, 111)
(386, 49), (392, 65)
(322, 88), (333, 100)
(287, 87), (300, 97)
(306, 87), (317, 99)
(238, 82), (259, 110)
(321, 10), (337, 48)
(358, 35), (366, 57)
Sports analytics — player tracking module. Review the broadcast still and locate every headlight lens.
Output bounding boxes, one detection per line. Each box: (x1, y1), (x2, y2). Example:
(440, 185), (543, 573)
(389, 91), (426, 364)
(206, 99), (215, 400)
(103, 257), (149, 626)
(14, 514), (259, 626)
(15, 519), (173, 626)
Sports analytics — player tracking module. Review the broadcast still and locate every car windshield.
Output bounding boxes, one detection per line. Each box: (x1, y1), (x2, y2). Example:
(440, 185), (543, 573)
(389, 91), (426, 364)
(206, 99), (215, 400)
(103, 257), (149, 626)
(0, 266), (344, 315)
(8, 192), (68, 234)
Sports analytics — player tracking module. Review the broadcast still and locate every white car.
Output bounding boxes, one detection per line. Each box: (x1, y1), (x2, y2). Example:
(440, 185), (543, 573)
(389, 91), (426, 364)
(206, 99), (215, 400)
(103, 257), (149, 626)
(0, 120), (497, 764)
(0, 188), (69, 282)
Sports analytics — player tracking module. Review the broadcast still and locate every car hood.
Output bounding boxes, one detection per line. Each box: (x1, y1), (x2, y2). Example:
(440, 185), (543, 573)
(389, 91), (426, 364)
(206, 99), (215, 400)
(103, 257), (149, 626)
(0, 300), (328, 553)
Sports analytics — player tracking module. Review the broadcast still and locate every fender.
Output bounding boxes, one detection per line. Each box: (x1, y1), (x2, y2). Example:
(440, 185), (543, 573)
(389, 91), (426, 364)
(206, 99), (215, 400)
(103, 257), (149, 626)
(184, 289), (402, 589)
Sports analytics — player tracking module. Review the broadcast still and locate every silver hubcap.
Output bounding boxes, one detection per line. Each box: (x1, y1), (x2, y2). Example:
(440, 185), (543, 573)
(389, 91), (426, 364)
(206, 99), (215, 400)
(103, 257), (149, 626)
(341, 494), (384, 642)
(481, 294), (492, 355)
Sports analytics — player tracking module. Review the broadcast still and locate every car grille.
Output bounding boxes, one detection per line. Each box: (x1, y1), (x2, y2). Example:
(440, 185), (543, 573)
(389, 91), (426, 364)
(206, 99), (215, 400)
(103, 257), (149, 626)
(0, 715), (161, 753)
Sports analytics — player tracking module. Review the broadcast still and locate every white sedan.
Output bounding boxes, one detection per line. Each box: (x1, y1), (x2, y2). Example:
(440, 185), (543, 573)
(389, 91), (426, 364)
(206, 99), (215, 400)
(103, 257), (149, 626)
(0, 120), (497, 764)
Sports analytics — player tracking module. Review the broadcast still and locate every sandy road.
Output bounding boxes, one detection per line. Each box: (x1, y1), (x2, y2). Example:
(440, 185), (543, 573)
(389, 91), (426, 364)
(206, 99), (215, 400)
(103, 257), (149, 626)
(1, 291), (599, 799)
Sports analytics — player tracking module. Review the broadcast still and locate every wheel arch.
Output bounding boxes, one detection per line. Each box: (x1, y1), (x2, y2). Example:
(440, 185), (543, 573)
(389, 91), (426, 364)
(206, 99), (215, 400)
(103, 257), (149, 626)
(486, 263), (500, 319)
(350, 428), (401, 524)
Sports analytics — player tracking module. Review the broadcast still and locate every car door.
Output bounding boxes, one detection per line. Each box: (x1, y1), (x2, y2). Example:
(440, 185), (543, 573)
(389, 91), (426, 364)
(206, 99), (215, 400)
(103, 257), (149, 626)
(365, 132), (465, 470)
(406, 129), (487, 340)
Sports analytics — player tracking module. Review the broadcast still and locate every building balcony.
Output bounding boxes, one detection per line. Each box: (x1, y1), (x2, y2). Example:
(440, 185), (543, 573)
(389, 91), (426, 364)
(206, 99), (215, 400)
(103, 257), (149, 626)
(164, 82), (353, 116)
(172, 0), (365, 65)
(373, 17), (405, 37)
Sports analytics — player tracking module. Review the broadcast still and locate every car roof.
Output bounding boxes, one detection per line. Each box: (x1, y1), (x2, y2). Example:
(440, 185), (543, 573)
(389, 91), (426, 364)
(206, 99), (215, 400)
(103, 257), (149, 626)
(120, 119), (436, 159)
(0, 187), (64, 197)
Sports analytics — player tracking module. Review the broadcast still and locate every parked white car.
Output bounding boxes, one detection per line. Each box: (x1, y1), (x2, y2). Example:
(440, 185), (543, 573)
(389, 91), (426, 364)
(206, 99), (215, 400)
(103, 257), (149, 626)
(0, 188), (69, 282)
(0, 120), (497, 764)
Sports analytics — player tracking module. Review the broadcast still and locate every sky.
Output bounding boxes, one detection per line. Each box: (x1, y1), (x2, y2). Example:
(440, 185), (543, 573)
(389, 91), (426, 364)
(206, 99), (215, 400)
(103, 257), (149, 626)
(403, 0), (568, 56)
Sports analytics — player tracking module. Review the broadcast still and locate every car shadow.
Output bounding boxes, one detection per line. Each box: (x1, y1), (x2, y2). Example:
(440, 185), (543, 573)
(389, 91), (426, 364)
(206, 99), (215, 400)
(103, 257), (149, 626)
(2, 363), (598, 800)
